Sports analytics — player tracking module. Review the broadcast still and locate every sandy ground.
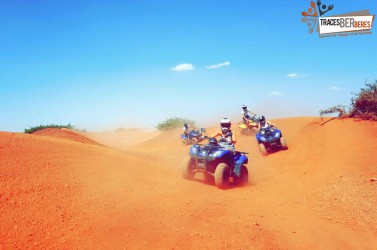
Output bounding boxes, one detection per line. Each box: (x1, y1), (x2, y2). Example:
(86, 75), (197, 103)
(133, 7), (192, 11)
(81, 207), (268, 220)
(0, 117), (377, 249)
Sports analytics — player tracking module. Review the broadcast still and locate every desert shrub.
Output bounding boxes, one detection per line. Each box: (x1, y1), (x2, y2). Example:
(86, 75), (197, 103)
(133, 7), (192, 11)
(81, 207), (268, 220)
(156, 117), (195, 131)
(24, 124), (75, 134)
(349, 80), (377, 120)
(319, 105), (348, 118)
(319, 80), (377, 121)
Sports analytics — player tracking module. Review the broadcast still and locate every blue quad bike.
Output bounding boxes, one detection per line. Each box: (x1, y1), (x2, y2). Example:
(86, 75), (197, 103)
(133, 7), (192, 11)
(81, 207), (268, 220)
(256, 126), (288, 156)
(181, 128), (205, 145)
(182, 131), (249, 189)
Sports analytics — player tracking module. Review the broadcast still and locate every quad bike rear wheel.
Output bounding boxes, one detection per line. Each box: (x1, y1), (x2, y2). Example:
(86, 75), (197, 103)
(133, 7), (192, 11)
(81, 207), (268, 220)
(182, 156), (195, 180)
(214, 163), (230, 189)
(238, 165), (249, 186)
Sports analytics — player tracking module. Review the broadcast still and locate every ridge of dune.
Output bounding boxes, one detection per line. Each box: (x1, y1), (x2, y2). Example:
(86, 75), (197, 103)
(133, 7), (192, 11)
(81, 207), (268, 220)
(79, 129), (161, 150)
(32, 128), (101, 145)
(1, 117), (376, 249)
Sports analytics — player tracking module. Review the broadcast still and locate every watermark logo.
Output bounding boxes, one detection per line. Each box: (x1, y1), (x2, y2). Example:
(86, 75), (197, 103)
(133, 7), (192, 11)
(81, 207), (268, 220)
(302, 0), (334, 17)
(301, 0), (374, 38)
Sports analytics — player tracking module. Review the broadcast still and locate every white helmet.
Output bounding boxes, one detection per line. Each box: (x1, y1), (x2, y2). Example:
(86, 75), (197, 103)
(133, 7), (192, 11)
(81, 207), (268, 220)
(220, 118), (231, 133)
(242, 105), (247, 110)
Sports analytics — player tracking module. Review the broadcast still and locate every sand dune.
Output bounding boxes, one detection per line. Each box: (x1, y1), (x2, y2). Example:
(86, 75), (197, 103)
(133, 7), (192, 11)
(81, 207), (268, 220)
(32, 128), (101, 145)
(80, 129), (161, 150)
(0, 117), (376, 249)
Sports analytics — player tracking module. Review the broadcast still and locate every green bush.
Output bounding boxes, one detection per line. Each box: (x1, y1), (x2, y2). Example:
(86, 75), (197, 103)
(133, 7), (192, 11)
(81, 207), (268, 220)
(156, 117), (195, 131)
(350, 80), (377, 120)
(24, 124), (75, 134)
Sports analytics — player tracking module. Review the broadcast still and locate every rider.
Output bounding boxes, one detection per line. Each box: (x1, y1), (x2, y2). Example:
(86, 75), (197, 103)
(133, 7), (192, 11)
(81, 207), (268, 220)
(257, 116), (276, 131)
(210, 118), (236, 150)
(241, 105), (257, 124)
(182, 123), (191, 136)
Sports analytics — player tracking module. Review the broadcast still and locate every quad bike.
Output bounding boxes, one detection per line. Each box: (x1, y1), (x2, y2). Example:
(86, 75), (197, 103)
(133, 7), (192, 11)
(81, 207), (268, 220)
(182, 129), (249, 189)
(181, 128), (206, 145)
(255, 126), (288, 156)
(238, 115), (260, 135)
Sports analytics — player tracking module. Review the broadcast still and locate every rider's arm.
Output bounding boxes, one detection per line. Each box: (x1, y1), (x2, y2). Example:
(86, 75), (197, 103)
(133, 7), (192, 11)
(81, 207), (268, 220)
(248, 109), (256, 116)
(267, 121), (275, 127)
(231, 133), (237, 144)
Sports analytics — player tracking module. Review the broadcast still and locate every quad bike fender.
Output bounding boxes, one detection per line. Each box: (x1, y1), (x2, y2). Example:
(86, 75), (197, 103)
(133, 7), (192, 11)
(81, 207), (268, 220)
(214, 150), (232, 159)
(238, 123), (247, 129)
(273, 129), (282, 138)
(255, 133), (265, 143)
(189, 144), (200, 156)
(233, 153), (248, 177)
(247, 120), (258, 127)
(234, 153), (248, 165)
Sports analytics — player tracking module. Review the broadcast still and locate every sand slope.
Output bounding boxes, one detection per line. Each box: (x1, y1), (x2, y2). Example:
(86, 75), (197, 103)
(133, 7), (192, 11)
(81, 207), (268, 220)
(80, 129), (161, 150)
(32, 128), (100, 145)
(0, 117), (376, 249)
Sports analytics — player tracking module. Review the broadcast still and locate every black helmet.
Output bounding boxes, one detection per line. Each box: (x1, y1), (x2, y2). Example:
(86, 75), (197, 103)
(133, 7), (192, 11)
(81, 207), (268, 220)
(183, 123), (188, 129)
(242, 105), (247, 110)
(260, 116), (266, 123)
(208, 137), (218, 146)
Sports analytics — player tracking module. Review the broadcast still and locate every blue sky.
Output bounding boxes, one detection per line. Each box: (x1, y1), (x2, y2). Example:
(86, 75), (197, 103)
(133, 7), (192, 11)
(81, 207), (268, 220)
(1, 0), (376, 132)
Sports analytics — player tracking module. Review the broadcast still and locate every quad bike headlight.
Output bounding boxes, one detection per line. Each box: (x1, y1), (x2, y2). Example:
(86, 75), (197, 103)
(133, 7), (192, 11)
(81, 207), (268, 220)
(212, 151), (222, 158)
(259, 136), (267, 142)
(190, 146), (198, 155)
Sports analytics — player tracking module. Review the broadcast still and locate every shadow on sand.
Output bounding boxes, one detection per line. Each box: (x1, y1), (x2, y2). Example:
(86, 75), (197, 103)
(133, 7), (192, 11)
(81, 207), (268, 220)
(191, 172), (250, 189)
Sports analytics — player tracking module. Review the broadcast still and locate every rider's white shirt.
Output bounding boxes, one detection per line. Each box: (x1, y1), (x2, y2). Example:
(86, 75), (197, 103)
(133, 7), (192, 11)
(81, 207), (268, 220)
(242, 110), (250, 116)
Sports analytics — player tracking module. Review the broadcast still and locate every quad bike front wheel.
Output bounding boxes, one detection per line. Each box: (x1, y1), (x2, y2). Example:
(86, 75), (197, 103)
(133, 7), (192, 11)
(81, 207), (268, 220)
(259, 143), (268, 156)
(182, 156), (195, 180)
(214, 163), (230, 189)
(191, 137), (198, 144)
(280, 137), (288, 150)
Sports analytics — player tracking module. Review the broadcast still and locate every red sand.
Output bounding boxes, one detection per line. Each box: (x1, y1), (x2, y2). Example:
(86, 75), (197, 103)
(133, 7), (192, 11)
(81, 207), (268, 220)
(1, 117), (376, 249)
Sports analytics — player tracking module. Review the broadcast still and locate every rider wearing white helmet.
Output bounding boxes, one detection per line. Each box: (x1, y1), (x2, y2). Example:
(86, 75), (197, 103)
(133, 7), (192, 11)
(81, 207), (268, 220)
(211, 118), (236, 145)
(241, 105), (257, 124)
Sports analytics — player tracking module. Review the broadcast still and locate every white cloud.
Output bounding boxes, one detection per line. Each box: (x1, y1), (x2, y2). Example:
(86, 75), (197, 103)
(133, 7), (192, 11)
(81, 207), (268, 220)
(270, 91), (283, 96)
(330, 86), (341, 91)
(171, 63), (195, 71)
(205, 61), (231, 69)
(287, 73), (307, 78)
